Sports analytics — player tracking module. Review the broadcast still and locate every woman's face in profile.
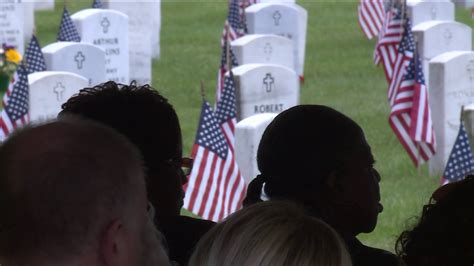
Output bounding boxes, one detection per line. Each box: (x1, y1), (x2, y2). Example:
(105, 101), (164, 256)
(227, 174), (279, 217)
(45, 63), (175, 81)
(330, 134), (382, 235)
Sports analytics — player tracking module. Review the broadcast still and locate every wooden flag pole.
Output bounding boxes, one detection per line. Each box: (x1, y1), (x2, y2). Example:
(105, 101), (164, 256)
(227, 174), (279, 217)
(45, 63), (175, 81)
(401, 0), (407, 34)
(226, 28), (232, 72)
(200, 80), (206, 100)
(413, 35), (422, 175)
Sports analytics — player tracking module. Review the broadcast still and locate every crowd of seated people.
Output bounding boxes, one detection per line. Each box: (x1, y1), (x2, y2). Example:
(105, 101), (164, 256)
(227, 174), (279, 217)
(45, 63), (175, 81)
(0, 81), (472, 266)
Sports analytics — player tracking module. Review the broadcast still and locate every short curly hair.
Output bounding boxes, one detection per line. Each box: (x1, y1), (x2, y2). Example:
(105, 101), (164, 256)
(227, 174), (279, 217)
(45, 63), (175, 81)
(396, 175), (474, 266)
(59, 81), (182, 173)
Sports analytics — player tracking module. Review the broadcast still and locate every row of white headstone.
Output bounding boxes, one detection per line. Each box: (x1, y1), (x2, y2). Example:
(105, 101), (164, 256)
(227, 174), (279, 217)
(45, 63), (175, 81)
(233, 0), (474, 181)
(228, 2), (307, 183)
(0, 1), (162, 122)
(406, 0), (474, 175)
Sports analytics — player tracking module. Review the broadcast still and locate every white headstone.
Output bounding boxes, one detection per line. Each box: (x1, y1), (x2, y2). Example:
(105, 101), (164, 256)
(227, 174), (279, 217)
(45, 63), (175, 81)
(245, 3), (307, 79)
(33, 0), (54, 10)
(0, 1), (24, 54)
(28, 71), (88, 121)
(463, 103), (474, 153)
(151, 0), (160, 59)
(452, 0), (474, 8)
(407, 0), (454, 28)
(413, 21), (472, 86)
(231, 64), (299, 121)
(71, 9), (130, 84)
(429, 51), (474, 175)
(42, 42), (106, 87)
(231, 34), (294, 70)
(260, 0), (296, 2)
(235, 113), (277, 184)
(104, 0), (159, 84)
(23, 1), (34, 45)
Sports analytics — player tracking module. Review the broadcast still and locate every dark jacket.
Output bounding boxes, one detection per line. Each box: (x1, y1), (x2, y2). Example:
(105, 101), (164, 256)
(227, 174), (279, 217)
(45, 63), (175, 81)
(343, 234), (399, 266)
(156, 216), (215, 266)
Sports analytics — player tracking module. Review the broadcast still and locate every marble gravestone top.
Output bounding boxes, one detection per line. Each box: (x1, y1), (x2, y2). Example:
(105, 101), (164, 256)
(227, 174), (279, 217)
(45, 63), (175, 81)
(71, 9), (130, 84)
(42, 42), (106, 87)
(428, 51), (474, 175)
(33, 0), (54, 11)
(235, 113), (277, 184)
(103, 0), (156, 84)
(28, 71), (88, 122)
(104, 0), (161, 59)
(23, 1), (34, 45)
(245, 3), (307, 80)
(231, 63), (299, 121)
(0, 1), (24, 54)
(413, 20), (472, 86)
(407, 0), (454, 28)
(231, 34), (294, 70)
(463, 103), (474, 153)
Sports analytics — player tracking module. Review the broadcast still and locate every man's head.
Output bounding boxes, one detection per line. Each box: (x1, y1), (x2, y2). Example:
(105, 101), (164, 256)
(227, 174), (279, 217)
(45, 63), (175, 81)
(245, 105), (381, 236)
(0, 118), (169, 266)
(59, 81), (185, 218)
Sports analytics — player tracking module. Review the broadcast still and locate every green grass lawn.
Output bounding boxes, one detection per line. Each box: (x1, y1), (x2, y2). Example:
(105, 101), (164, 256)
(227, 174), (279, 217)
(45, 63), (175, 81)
(35, 0), (474, 252)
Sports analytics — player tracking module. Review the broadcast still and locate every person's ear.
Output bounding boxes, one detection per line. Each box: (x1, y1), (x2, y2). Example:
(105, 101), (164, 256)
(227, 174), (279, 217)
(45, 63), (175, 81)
(101, 219), (128, 266)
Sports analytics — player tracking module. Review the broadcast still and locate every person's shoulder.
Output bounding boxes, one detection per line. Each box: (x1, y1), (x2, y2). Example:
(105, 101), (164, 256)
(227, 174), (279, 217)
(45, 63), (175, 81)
(158, 215), (215, 238)
(352, 243), (399, 266)
(173, 216), (216, 231)
(157, 216), (216, 266)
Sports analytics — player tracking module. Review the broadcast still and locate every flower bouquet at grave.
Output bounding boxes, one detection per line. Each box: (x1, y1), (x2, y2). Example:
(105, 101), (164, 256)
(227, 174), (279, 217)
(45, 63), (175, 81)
(0, 44), (22, 94)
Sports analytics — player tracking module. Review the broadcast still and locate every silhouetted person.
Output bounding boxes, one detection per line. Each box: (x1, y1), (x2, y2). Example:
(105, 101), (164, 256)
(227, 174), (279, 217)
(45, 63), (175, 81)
(0, 118), (169, 266)
(243, 105), (398, 266)
(60, 81), (215, 265)
(396, 175), (474, 266)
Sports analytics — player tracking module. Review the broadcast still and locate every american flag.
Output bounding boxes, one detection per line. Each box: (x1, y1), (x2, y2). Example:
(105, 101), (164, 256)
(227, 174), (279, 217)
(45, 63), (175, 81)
(374, 7), (403, 82)
(441, 122), (474, 184)
(216, 71), (238, 149)
(216, 39), (239, 106)
(216, 0), (248, 104)
(92, 0), (103, 8)
(57, 7), (81, 42)
(24, 35), (46, 74)
(388, 20), (436, 166)
(0, 65), (29, 141)
(183, 101), (246, 221)
(358, 0), (385, 40)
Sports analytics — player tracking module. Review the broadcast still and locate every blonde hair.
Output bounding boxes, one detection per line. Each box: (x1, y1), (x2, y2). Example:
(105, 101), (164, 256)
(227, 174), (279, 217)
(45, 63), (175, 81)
(189, 201), (352, 266)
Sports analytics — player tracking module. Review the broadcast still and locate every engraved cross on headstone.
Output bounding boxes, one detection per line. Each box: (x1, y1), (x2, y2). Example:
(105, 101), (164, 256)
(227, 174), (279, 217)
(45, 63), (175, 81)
(74, 51), (86, 69)
(53, 82), (66, 102)
(443, 29), (453, 46)
(430, 5), (437, 20)
(101, 17), (111, 34)
(467, 60), (474, 88)
(264, 43), (273, 60)
(272, 11), (282, 26)
(263, 73), (275, 93)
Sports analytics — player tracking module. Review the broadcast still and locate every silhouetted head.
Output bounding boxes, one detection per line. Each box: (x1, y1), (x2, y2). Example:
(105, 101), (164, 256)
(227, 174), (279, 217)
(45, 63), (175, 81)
(59, 81), (185, 218)
(190, 201), (352, 266)
(244, 105), (381, 236)
(0, 118), (170, 266)
(396, 175), (474, 266)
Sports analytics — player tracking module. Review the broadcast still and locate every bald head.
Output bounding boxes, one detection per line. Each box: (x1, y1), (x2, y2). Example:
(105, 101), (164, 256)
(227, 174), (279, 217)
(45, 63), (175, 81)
(0, 118), (146, 264)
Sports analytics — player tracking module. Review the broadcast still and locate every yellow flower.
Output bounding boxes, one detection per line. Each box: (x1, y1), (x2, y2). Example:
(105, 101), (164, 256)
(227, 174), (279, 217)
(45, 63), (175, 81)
(5, 49), (22, 64)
